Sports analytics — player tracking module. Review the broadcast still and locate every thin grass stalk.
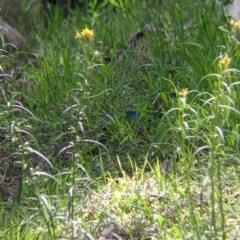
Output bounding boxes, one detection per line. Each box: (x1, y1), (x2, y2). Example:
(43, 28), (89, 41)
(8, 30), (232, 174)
(18, 161), (27, 203)
(217, 158), (226, 240)
(208, 69), (227, 237)
(30, 172), (56, 239)
(178, 89), (201, 239)
(209, 150), (217, 236)
(69, 166), (76, 239)
(39, 194), (56, 238)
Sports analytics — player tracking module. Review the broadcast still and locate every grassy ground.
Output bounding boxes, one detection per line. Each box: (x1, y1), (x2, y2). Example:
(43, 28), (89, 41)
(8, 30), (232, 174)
(1, 0), (240, 239)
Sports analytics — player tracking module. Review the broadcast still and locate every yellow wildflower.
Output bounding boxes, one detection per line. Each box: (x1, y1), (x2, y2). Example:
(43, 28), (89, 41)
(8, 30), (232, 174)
(179, 88), (188, 97)
(93, 51), (103, 63)
(75, 32), (81, 39)
(221, 54), (231, 68)
(94, 51), (100, 57)
(230, 20), (240, 29)
(81, 28), (94, 39)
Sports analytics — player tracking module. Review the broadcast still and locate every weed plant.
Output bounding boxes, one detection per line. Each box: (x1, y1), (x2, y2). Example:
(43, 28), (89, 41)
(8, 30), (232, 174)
(1, 0), (240, 239)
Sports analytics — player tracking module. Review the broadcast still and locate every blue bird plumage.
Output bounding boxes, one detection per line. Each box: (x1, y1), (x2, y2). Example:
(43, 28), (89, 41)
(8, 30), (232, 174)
(127, 109), (137, 121)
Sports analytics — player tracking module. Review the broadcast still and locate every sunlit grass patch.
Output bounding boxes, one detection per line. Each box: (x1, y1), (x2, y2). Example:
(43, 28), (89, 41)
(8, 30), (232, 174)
(47, 159), (240, 239)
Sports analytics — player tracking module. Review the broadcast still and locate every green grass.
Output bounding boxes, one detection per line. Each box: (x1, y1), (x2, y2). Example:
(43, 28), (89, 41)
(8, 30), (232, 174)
(1, 0), (240, 239)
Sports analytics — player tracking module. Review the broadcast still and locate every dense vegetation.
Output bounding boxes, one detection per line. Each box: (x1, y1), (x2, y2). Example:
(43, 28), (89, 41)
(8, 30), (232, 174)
(1, 0), (240, 239)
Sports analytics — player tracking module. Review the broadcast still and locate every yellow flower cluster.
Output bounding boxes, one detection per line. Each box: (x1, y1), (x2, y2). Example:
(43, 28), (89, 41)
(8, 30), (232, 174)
(230, 20), (240, 29)
(221, 54), (231, 68)
(75, 28), (94, 40)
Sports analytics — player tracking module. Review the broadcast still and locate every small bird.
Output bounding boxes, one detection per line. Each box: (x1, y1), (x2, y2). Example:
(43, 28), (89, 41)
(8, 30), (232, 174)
(126, 109), (139, 131)
(126, 109), (138, 121)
